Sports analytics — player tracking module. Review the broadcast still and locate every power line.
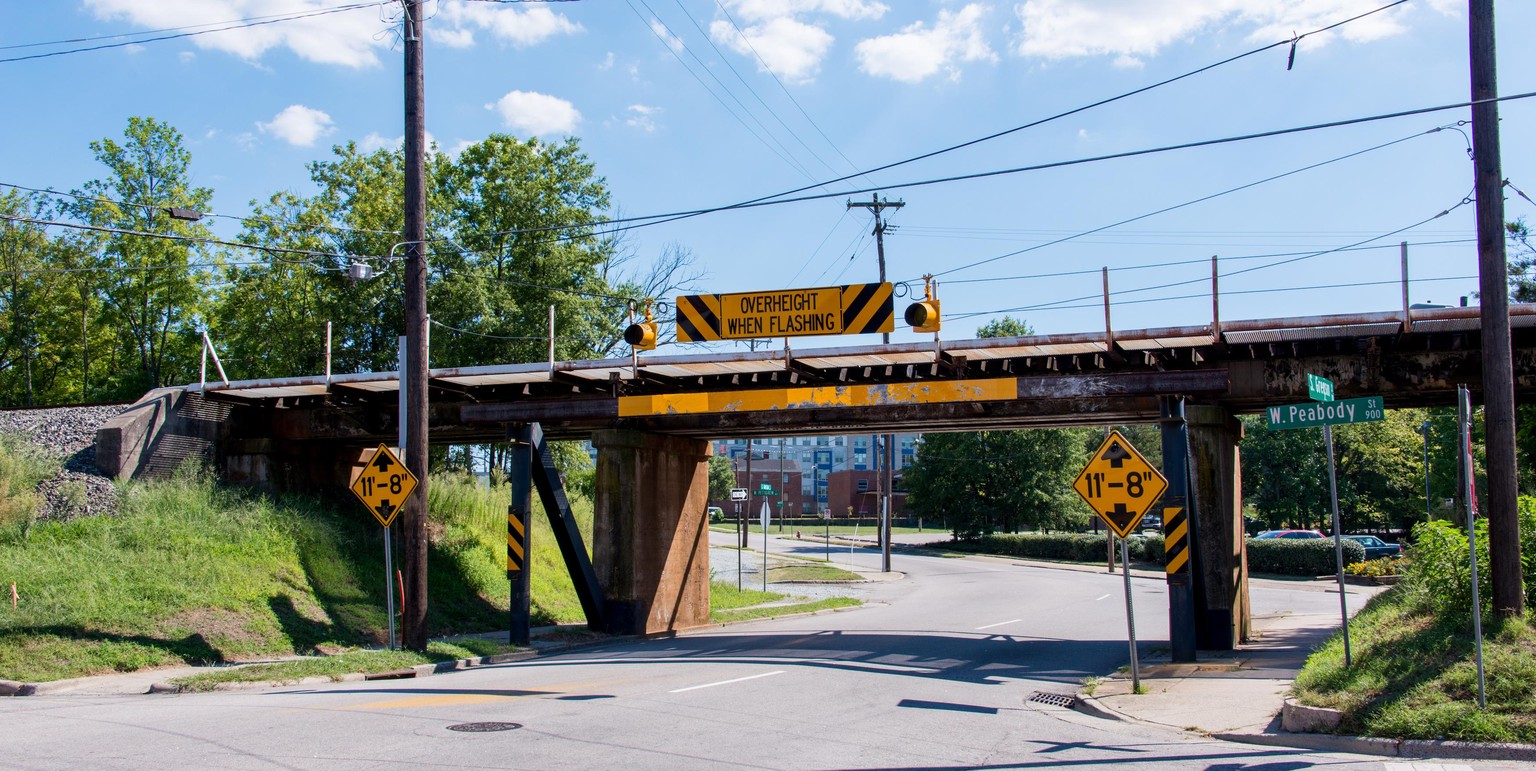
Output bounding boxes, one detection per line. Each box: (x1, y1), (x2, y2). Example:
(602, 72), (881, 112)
(626, 0), (819, 183)
(445, 0), (1417, 246)
(0, 2), (391, 64)
(0, 2), (386, 51)
(955, 192), (1475, 319)
(0, 182), (400, 238)
(921, 123), (1463, 281)
(0, 212), (380, 264)
(681, 0), (855, 180)
(712, 0), (868, 182)
(450, 89), (1536, 247)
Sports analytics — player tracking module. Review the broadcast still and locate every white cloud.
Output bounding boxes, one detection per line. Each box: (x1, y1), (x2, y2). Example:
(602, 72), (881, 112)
(855, 4), (996, 83)
(178, 51), (195, 63)
(724, 0), (888, 23)
(599, 51), (616, 71)
(710, 16), (834, 83)
(650, 19), (685, 53)
(626, 104), (661, 133)
(709, 0), (888, 83)
(486, 91), (580, 136)
(84, 0), (390, 68)
(258, 105), (335, 147)
(1012, 0), (1419, 62)
(436, 2), (582, 47)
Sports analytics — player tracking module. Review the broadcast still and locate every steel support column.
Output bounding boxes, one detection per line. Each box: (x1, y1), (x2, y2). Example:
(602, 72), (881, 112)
(1186, 405), (1251, 649)
(1159, 396), (1197, 662)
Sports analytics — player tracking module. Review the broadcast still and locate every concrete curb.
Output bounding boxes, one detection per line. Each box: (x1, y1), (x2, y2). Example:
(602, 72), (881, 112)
(144, 645), (576, 695)
(1077, 689), (1536, 762)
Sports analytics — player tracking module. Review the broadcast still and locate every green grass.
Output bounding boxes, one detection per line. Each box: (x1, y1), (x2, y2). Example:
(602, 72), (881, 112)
(712, 597), (860, 623)
(1294, 585), (1536, 744)
(168, 639), (520, 691)
(767, 564), (863, 582)
(0, 456), (591, 682)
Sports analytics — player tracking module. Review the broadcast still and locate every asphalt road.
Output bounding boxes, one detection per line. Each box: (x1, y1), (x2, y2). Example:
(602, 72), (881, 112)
(0, 534), (1503, 770)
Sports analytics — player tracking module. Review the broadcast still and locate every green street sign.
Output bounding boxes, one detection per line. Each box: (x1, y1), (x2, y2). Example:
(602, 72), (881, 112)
(1306, 373), (1335, 402)
(1266, 395), (1384, 430)
(757, 483), (777, 496)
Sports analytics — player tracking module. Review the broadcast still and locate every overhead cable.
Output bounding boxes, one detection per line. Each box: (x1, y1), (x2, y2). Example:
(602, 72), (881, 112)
(0, 1), (390, 64)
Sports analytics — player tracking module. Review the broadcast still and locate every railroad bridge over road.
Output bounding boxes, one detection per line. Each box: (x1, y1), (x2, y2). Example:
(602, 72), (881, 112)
(95, 305), (1536, 643)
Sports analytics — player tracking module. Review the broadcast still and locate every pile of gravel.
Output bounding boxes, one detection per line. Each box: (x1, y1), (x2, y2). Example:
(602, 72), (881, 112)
(0, 404), (126, 522)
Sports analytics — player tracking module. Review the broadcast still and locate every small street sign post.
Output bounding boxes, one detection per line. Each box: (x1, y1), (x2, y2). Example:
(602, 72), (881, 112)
(1264, 379), (1388, 667)
(1072, 430), (1168, 692)
(759, 500), (771, 592)
(1307, 373), (1335, 402)
(349, 443), (419, 651)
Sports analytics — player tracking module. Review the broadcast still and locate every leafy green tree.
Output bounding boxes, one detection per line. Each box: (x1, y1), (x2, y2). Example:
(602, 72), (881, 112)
(0, 191), (71, 405)
(903, 317), (1090, 538)
(708, 454), (737, 501)
(975, 315), (1032, 338)
(66, 117), (213, 397)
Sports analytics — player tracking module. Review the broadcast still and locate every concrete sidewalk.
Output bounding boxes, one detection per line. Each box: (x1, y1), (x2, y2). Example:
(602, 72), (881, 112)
(1077, 607), (1330, 736)
(1075, 605), (1536, 763)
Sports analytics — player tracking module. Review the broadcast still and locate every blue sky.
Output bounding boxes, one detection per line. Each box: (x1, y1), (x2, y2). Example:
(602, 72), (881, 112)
(5, 0), (1535, 351)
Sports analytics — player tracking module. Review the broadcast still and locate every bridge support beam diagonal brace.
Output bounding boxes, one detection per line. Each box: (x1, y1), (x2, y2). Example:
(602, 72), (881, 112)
(528, 422), (607, 633)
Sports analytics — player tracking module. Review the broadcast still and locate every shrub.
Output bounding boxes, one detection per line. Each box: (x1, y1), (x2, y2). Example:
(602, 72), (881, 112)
(1345, 556), (1406, 577)
(1247, 537), (1365, 576)
(1405, 497), (1536, 618)
(949, 532), (1165, 564)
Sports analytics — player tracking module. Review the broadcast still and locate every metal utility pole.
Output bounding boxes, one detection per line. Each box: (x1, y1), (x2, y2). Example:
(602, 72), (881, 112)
(847, 194), (902, 573)
(1468, 0), (1522, 617)
(401, 0), (431, 651)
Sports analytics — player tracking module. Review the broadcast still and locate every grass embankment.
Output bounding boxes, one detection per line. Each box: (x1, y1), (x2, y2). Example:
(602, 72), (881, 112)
(0, 444), (861, 684)
(1294, 586), (1536, 744)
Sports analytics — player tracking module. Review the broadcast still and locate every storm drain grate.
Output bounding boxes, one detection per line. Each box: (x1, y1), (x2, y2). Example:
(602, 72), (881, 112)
(1026, 691), (1076, 708)
(446, 722), (523, 733)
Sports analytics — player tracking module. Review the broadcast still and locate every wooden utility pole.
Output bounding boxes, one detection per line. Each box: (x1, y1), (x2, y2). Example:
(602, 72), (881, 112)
(847, 194), (903, 573)
(401, 0), (431, 650)
(1468, 0), (1522, 617)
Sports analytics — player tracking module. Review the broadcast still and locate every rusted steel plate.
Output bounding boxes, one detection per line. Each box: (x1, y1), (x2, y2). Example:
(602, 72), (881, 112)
(617, 378), (1018, 417)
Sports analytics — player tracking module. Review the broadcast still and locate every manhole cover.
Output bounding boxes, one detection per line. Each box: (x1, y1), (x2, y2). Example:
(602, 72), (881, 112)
(1026, 691), (1076, 708)
(446, 722), (523, 733)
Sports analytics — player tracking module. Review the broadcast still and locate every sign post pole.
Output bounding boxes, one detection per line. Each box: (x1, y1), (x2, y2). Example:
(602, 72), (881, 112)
(760, 500), (770, 592)
(1461, 385), (1487, 708)
(1324, 423), (1352, 667)
(1121, 535), (1140, 693)
(350, 442), (419, 652)
(1071, 430), (1166, 688)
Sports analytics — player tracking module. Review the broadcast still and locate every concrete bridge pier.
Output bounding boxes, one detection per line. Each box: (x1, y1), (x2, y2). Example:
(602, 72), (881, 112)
(591, 429), (712, 636)
(1187, 405), (1251, 649)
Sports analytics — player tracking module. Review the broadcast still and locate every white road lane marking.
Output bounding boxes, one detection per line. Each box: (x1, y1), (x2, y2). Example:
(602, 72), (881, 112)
(976, 619), (1022, 630)
(669, 670), (785, 693)
(1095, 593), (1112, 601)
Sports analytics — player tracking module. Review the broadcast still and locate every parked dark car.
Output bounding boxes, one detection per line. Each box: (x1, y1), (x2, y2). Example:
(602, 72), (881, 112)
(1343, 534), (1402, 560)
(1253, 529), (1326, 540)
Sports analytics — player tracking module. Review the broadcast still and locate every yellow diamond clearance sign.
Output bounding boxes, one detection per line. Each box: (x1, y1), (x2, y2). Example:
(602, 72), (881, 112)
(349, 444), (419, 528)
(1072, 430), (1168, 539)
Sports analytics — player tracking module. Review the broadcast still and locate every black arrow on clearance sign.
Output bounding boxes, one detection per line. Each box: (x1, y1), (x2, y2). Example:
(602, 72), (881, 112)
(374, 499), (397, 521)
(372, 451), (396, 473)
(1100, 442), (1131, 468)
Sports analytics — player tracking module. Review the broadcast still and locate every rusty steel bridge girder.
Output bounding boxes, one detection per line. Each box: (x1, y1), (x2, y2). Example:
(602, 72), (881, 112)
(175, 306), (1536, 445)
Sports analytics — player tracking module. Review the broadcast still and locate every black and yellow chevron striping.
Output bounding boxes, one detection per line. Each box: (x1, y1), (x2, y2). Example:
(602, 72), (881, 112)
(1163, 506), (1189, 575)
(840, 282), (894, 335)
(676, 293), (723, 342)
(507, 507), (527, 575)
